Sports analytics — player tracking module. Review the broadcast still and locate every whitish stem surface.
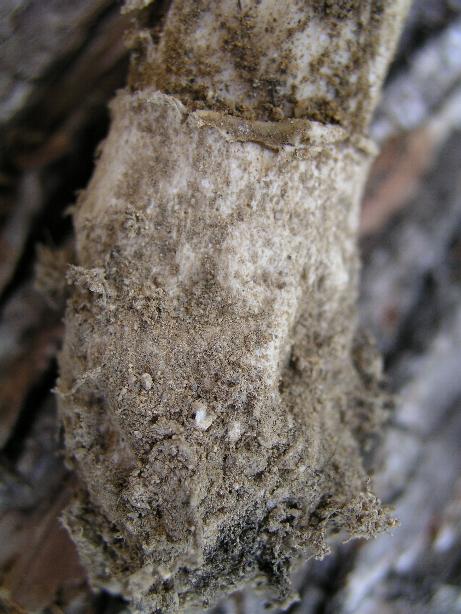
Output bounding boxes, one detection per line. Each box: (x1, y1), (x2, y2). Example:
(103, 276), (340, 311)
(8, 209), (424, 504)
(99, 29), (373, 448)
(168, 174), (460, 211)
(58, 1), (410, 612)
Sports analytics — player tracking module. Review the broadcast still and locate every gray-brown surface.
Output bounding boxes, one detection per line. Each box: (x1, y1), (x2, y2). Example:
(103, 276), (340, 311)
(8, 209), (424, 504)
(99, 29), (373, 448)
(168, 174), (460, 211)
(57, 2), (409, 611)
(0, 1), (461, 613)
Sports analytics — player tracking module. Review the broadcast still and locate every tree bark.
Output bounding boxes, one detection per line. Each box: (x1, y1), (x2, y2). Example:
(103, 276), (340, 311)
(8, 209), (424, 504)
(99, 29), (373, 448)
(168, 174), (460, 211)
(1, 1), (461, 613)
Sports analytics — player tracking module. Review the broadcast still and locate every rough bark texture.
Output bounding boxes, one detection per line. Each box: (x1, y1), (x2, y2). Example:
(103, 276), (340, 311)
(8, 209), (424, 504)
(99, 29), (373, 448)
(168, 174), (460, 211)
(1, 1), (461, 614)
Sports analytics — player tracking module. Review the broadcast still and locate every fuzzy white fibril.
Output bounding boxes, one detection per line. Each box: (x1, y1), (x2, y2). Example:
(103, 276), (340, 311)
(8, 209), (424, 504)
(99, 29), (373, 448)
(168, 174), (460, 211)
(58, 2), (410, 612)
